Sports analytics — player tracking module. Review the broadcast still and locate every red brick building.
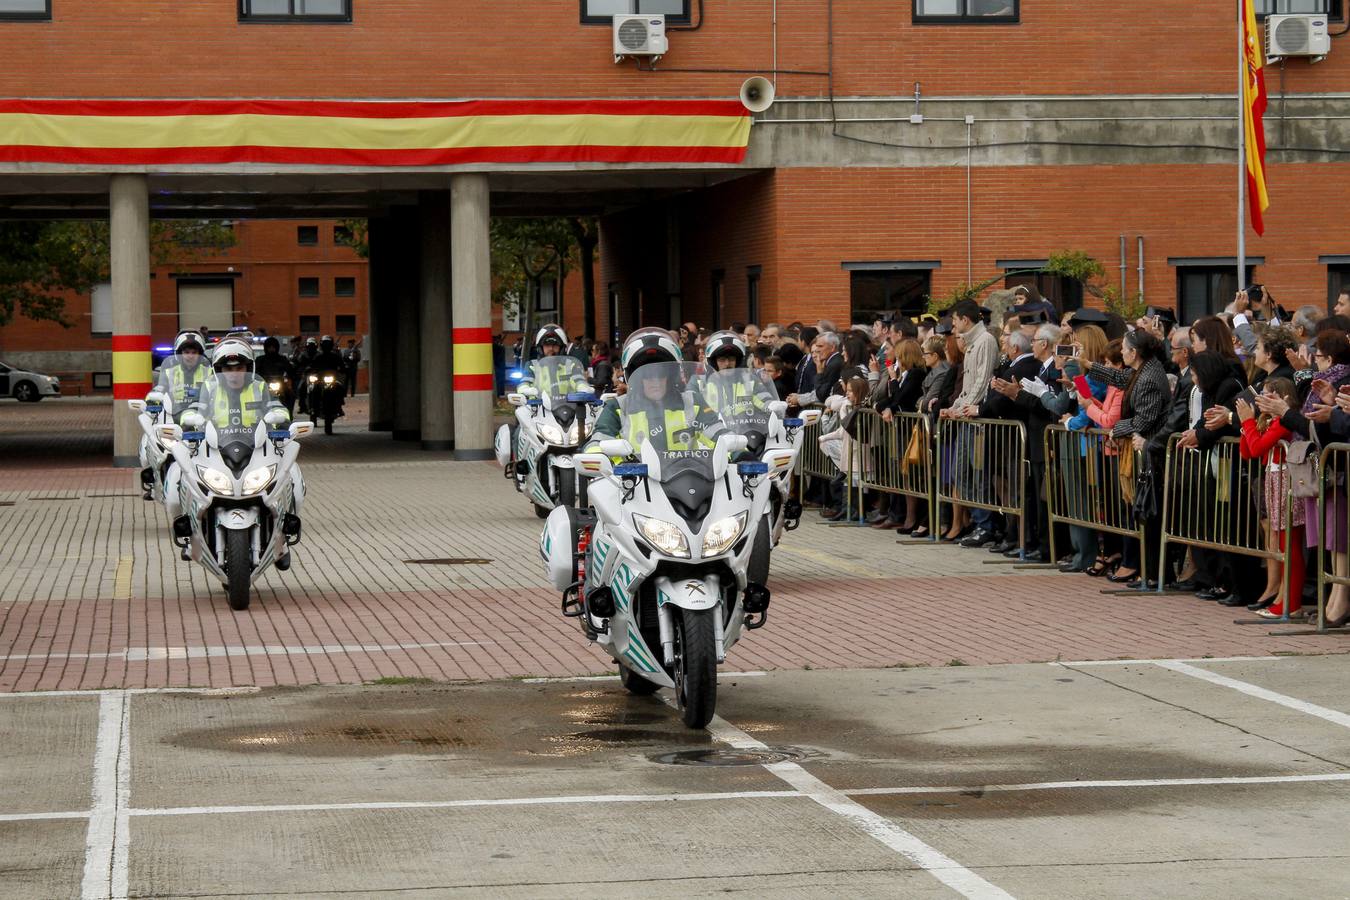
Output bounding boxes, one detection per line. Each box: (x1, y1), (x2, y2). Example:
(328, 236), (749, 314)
(0, 1), (1346, 453)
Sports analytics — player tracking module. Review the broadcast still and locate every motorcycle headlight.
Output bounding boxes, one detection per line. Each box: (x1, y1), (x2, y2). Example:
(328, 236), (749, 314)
(634, 514), (691, 559)
(308, 374), (318, 384)
(241, 464), (276, 496)
(268, 381), (282, 393)
(536, 423), (564, 444)
(565, 422), (581, 444)
(196, 466), (234, 495)
(702, 512), (748, 557)
(323, 375), (335, 384)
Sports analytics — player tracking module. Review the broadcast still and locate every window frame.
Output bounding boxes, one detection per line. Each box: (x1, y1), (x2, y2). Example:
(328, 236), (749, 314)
(0, 1), (50, 22)
(238, 0), (352, 24)
(912, 0), (1019, 25)
(334, 314), (357, 334)
(296, 225), (319, 246)
(580, 0), (691, 26)
(1254, 0), (1344, 21)
(298, 315), (322, 333)
(297, 276), (321, 298)
(1175, 263), (1257, 325)
(334, 276), (356, 298)
(847, 268), (934, 323)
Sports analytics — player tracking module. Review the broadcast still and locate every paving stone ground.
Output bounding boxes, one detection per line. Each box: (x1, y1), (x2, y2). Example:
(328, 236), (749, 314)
(1, 396), (1346, 693)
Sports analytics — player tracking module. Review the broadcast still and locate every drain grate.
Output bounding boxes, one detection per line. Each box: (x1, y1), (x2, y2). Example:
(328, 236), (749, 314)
(649, 746), (816, 767)
(404, 558), (493, 565)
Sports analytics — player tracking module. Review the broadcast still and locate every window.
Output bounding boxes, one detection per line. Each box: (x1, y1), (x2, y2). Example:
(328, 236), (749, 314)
(581, 0), (690, 25)
(334, 276), (356, 297)
(746, 266), (761, 326)
(1328, 263), (1350, 312)
(90, 283), (112, 336)
(0, 1), (50, 21)
(1004, 271), (1083, 313)
(849, 269), (933, 323)
(335, 314), (357, 334)
(299, 315), (321, 333)
(1176, 264), (1255, 324)
(239, 0), (351, 22)
(334, 224), (352, 245)
(296, 225), (318, 246)
(1254, 0), (1342, 19)
(298, 277), (320, 297)
(914, 0), (1018, 23)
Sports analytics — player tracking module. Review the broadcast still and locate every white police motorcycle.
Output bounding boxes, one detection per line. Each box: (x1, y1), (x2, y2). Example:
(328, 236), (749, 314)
(539, 362), (801, 728)
(164, 372), (312, 610)
(495, 356), (601, 518)
(127, 354), (206, 503)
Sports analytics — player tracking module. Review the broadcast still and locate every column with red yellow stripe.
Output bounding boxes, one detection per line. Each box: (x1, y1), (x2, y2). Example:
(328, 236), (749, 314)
(450, 174), (494, 459)
(110, 175), (152, 467)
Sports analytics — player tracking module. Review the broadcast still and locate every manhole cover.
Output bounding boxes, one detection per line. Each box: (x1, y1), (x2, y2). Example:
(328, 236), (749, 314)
(404, 558), (493, 565)
(649, 746), (814, 767)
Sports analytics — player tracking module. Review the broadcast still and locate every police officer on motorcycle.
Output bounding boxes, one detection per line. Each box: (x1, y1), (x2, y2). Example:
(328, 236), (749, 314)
(254, 336), (298, 415)
(200, 338), (282, 432)
(589, 328), (722, 456)
(156, 332), (210, 419)
(303, 335), (347, 423)
(521, 324), (591, 397)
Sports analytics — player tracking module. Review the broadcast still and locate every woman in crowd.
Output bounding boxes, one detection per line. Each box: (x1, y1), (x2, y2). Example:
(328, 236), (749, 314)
(1086, 329), (1171, 589)
(1249, 326), (1297, 391)
(1237, 377), (1303, 618)
(873, 338), (928, 532)
(936, 334), (971, 541)
(589, 341), (613, 394)
(1059, 329), (1120, 575)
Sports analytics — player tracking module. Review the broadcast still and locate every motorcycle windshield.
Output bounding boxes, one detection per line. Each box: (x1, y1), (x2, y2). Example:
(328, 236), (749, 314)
(154, 353), (210, 413)
(203, 372), (274, 448)
(622, 362), (724, 482)
(700, 368), (777, 443)
(531, 356), (591, 406)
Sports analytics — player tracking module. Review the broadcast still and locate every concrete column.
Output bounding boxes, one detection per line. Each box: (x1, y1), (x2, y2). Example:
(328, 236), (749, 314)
(419, 192), (454, 450)
(110, 175), (152, 467)
(450, 173), (494, 460)
(366, 215), (395, 431)
(391, 205), (422, 441)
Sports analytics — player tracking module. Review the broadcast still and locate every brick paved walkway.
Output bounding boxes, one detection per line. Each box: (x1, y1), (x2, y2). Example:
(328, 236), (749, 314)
(1, 397), (1345, 692)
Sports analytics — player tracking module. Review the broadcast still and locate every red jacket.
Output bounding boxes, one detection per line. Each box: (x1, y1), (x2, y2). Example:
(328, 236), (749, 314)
(1239, 417), (1291, 464)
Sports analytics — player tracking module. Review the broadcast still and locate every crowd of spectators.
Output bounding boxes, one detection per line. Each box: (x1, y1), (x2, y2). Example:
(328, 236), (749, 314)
(617, 282), (1350, 627)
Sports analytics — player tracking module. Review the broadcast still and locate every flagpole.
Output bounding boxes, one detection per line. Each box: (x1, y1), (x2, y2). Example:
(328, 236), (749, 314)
(1237, 0), (1247, 290)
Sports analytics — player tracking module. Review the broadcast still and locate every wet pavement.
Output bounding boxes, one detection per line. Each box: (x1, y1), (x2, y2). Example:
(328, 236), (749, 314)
(4, 656), (1350, 898)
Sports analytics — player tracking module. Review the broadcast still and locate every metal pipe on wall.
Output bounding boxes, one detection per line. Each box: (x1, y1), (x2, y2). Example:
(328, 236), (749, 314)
(1137, 236), (1146, 305)
(1120, 235), (1127, 298)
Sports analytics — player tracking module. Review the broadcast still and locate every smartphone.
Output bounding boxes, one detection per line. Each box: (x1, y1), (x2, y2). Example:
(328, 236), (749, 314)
(1055, 344), (1077, 358)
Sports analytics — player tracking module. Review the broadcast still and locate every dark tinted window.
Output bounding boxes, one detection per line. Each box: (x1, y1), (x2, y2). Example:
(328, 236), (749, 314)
(298, 277), (320, 297)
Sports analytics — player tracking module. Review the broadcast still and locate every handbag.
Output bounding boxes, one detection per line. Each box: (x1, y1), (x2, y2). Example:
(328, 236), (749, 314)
(1132, 461), (1159, 523)
(1286, 440), (1319, 498)
(1116, 437), (1136, 504)
(901, 422), (924, 470)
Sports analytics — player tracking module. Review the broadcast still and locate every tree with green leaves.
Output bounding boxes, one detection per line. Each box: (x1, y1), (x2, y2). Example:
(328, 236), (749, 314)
(490, 217), (576, 334)
(0, 219), (236, 327)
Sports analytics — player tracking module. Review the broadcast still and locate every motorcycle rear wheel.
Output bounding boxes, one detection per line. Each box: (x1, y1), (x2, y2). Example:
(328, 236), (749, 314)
(224, 529), (252, 611)
(675, 608), (717, 729)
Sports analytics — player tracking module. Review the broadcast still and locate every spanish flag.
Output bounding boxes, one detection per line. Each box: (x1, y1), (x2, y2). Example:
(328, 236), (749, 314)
(1242, 0), (1270, 235)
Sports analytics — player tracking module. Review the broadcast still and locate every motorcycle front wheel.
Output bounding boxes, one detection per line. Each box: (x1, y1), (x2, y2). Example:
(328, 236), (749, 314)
(224, 529), (252, 611)
(618, 664), (660, 696)
(674, 607), (717, 729)
(557, 469), (577, 508)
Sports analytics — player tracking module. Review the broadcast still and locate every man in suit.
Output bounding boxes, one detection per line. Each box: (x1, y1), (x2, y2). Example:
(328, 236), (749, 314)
(790, 331), (843, 407)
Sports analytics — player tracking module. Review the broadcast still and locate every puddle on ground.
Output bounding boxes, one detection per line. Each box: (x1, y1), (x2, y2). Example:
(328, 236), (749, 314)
(650, 746), (819, 767)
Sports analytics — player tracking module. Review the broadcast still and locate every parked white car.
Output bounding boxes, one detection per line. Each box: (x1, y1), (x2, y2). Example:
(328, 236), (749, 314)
(0, 361), (60, 401)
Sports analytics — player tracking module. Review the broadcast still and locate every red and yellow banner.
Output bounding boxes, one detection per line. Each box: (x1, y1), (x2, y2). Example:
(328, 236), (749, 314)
(1242, 0), (1269, 235)
(111, 334), (152, 400)
(452, 326), (493, 392)
(0, 99), (752, 166)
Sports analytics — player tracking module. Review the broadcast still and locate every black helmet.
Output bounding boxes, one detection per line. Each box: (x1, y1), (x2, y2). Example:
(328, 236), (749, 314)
(320, 334), (334, 353)
(263, 336), (280, 354)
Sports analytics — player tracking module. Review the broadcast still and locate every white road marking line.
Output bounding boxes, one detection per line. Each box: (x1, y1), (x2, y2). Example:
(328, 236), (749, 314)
(1052, 656), (1282, 667)
(0, 810), (91, 822)
(0, 640), (491, 663)
(0, 687), (261, 699)
(687, 702), (1012, 900)
(131, 790), (803, 818)
(845, 772), (1350, 795)
(1154, 660), (1350, 731)
(80, 690), (128, 900)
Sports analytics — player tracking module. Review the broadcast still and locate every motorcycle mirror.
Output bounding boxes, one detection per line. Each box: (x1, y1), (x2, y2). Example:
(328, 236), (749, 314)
(761, 447), (797, 473)
(289, 420), (315, 440)
(600, 392), (618, 402)
(157, 423), (183, 444)
(573, 451), (613, 479)
(798, 408), (823, 428)
(507, 393), (526, 407)
(518, 385), (539, 398)
(127, 399), (147, 413)
(721, 433), (750, 455)
(767, 400), (789, 419)
(598, 438), (635, 458)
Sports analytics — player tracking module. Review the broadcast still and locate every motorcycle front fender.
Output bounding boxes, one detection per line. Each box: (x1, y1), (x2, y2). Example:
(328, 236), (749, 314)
(217, 507), (260, 531)
(551, 454), (576, 470)
(653, 574), (721, 612)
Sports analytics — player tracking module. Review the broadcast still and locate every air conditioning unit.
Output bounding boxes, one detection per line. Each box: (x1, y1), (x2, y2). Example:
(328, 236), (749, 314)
(613, 14), (668, 62)
(1265, 14), (1330, 61)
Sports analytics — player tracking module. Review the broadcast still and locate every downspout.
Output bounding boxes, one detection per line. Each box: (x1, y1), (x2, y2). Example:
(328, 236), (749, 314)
(966, 115), (974, 284)
(1137, 236), (1146, 305)
(1119, 235), (1127, 298)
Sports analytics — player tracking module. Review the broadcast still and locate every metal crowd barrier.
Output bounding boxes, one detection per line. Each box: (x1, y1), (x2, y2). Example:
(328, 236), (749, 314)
(1044, 425), (1146, 563)
(1158, 433), (1293, 614)
(853, 408), (937, 538)
(1310, 443), (1350, 633)
(934, 416), (1028, 552)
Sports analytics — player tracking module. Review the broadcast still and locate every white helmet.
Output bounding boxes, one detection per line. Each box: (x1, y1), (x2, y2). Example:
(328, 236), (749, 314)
(620, 327), (683, 377)
(534, 324), (567, 353)
(704, 330), (748, 368)
(211, 338), (255, 373)
(173, 331), (206, 355)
